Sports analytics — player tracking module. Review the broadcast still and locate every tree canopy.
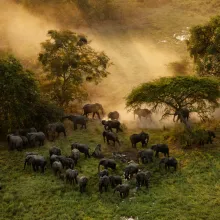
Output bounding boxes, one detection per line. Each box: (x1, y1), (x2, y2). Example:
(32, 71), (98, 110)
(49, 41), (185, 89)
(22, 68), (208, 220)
(126, 76), (220, 122)
(187, 15), (220, 77)
(39, 30), (111, 107)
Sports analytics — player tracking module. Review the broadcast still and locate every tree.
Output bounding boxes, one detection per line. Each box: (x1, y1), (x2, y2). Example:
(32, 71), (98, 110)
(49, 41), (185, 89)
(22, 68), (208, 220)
(126, 76), (219, 129)
(187, 15), (220, 77)
(39, 30), (111, 107)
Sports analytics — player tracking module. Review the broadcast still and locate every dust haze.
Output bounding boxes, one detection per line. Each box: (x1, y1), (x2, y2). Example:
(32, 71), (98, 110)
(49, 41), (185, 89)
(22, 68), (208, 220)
(0, 0), (182, 129)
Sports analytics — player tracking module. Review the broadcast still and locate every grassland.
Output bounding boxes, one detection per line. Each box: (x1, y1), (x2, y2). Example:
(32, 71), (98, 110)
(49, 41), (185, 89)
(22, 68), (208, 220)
(0, 120), (220, 220)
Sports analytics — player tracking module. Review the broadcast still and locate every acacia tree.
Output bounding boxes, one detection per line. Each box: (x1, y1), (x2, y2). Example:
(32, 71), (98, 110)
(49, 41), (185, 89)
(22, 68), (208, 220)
(187, 16), (220, 77)
(126, 76), (219, 129)
(39, 30), (111, 107)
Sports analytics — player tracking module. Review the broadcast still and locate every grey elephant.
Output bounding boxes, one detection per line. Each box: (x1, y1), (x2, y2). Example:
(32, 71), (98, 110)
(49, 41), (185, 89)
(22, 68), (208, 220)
(7, 134), (23, 151)
(103, 131), (120, 146)
(71, 143), (90, 158)
(199, 130), (216, 146)
(159, 157), (178, 171)
(173, 108), (189, 122)
(136, 171), (151, 189)
(50, 154), (60, 167)
(49, 146), (61, 157)
(124, 163), (139, 180)
(108, 111), (120, 120)
(134, 108), (152, 121)
(109, 175), (122, 188)
(137, 149), (154, 164)
(14, 127), (37, 136)
(79, 176), (88, 193)
(99, 175), (110, 193)
(98, 158), (116, 172)
(99, 169), (109, 177)
(151, 144), (169, 157)
(82, 103), (104, 119)
(27, 132), (46, 147)
(70, 149), (80, 165)
(66, 169), (79, 185)
(62, 115), (87, 130)
(102, 120), (122, 133)
(130, 131), (149, 148)
(24, 154), (47, 173)
(46, 122), (66, 141)
(52, 161), (63, 176)
(57, 156), (75, 169)
(91, 144), (104, 159)
(114, 184), (129, 198)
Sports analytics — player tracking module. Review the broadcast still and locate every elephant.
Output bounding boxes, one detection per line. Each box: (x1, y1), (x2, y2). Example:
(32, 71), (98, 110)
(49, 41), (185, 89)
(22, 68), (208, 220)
(52, 161), (63, 176)
(57, 156), (75, 169)
(159, 157), (178, 171)
(109, 175), (122, 188)
(136, 171), (151, 189)
(82, 103), (104, 119)
(103, 131), (120, 146)
(124, 163), (139, 180)
(130, 131), (149, 148)
(99, 169), (109, 177)
(108, 111), (120, 120)
(50, 154), (60, 167)
(71, 143), (90, 158)
(14, 127), (37, 136)
(137, 149), (154, 164)
(91, 144), (104, 159)
(98, 158), (116, 172)
(66, 169), (78, 185)
(173, 108), (189, 123)
(79, 176), (88, 193)
(102, 120), (122, 133)
(199, 130), (216, 145)
(27, 132), (45, 147)
(70, 149), (80, 165)
(46, 122), (66, 141)
(24, 155), (47, 173)
(114, 184), (129, 198)
(62, 115), (87, 130)
(134, 108), (152, 121)
(99, 175), (110, 193)
(151, 144), (169, 157)
(77, 36), (88, 46)
(20, 136), (28, 148)
(49, 146), (61, 157)
(7, 134), (23, 151)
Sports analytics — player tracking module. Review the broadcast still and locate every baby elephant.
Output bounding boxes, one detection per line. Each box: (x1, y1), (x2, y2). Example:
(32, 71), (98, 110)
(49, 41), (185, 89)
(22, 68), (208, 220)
(70, 149), (80, 165)
(102, 120), (122, 133)
(103, 131), (120, 146)
(137, 149), (154, 164)
(114, 184), (130, 198)
(99, 169), (109, 177)
(99, 175), (110, 193)
(71, 143), (90, 158)
(49, 146), (61, 157)
(66, 169), (79, 185)
(109, 175), (122, 188)
(159, 157), (178, 171)
(79, 176), (88, 193)
(124, 163), (139, 180)
(52, 161), (63, 177)
(151, 144), (169, 157)
(136, 171), (151, 189)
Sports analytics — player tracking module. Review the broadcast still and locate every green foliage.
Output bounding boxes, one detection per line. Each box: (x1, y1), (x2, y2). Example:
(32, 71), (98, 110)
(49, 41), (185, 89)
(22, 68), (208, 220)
(126, 76), (220, 120)
(39, 30), (111, 107)
(187, 15), (220, 77)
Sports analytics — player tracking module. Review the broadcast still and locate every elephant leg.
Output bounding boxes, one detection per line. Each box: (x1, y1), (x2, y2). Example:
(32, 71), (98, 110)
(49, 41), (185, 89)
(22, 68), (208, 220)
(32, 164), (36, 172)
(74, 123), (77, 130)
(120, 192), (123, 198)
(63, 131), (66, 137)
(92, 112), (95, 119)
(105, 185), (108, 192)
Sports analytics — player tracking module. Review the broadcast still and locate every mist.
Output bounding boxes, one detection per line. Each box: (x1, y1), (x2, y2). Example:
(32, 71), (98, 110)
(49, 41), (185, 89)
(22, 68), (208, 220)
(0, 0), (182, 129)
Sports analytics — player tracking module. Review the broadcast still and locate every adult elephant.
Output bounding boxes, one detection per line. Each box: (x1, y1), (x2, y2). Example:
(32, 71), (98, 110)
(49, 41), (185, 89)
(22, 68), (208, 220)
(27, 132), (46, 147)
(7, 134), (23, 151)
(46, 122), (66, 141)
(130, 131), (149, 148)
(98, 158), (116, 172)
(82, 103), (104, 119)
(62, 115), (87, 130)
(173, 108), (189, 123)
(24, 155), (47, 173)
(108, 111), (120, 120)
(134, 108), (152, 121)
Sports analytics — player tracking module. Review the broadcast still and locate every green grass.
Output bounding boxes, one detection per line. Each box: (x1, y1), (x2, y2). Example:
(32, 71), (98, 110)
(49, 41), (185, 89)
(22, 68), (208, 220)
(0, 120), (220, 220)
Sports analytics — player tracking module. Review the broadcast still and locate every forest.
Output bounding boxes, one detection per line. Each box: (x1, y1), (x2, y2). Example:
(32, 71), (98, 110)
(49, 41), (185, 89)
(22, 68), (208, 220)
(0, 1), (220, 220)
